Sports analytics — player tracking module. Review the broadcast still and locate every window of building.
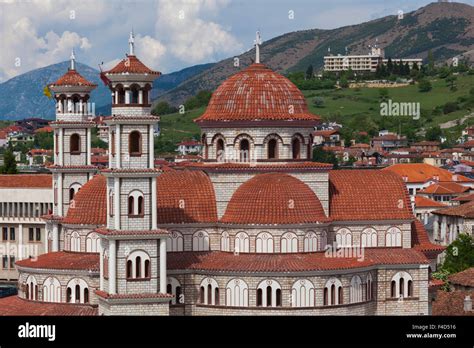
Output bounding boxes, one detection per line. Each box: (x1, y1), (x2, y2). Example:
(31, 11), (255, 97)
(216, 138), (224, 161)
(256, 232), (274, 253)
(225, 279), (249, 307)
(390, 272), (413, 298)
(386, 227), (402, 247)
(192, 231), (210, 251)
(199, 278), (219, 305)
(167, 277), (183, 305)
(29, 228), (34, 241)
(35, 228), (41, 241)
(268, 138), (278, 159)
(167, 231), (184, 252)
(350, 275), (363, 303)
(43, 277), (61, 303)
(281, 232), (298, 253)
(234, 232), (249, 253)
(239, 139), (249, 162)
(291, 279), (315, 307)
(256, 280), (282, 307)
(127, 190), (144, 217)
(2, 227), (8, 241)
(292, 138), (301, 159)
(2, 256), (8, 269)
(324, 278), (343, 306)
(129, 131), (142, 156)
(126, 250), (151, 280)
(9, 227), (15, 241)
(70, 133), (81, 154)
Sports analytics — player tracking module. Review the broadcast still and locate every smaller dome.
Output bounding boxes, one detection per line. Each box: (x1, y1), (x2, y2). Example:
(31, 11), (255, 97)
(62, 175), (107, 225)
(221, 173), (328, 225)
(49, 69), (97, 88)
(104, 55), (160, 75)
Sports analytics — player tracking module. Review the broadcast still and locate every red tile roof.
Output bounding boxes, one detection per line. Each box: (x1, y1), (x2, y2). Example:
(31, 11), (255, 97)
(104, 55), (160, 75)
(415, 195), (446, 208)
(410, 220), (445, 254)
(0, 174), (51, 188)
(62, 175), (107, 225)
(34, 126), (53, 133)
(433, 200), (474, 218)
(221, 173), (329, 224)
(313, 130), (339, 137)
(167, 248), (429, 273)
(452, 193), (474, 202)
(0, 296), (98, 316)
(448, 267), (474, 288)
(329, 170), (413, 221)
(96, 228), (169, 237)
(412, 141), (441, 146)
(419, 182), (470, 195)
(179, 161), (333, 172)
(95, 290), (173, 300)
(16, 251), (99, 271)
(383, 163), (473, 183)
(195, 63), (320, 123)
(49, 69), (96, 87)
(432, 290), (474, 316)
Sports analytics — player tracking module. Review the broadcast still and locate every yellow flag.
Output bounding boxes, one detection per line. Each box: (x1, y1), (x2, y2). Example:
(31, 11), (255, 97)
(43, 85), (52, 99)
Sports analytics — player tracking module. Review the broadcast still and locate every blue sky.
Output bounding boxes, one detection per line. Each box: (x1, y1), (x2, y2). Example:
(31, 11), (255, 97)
(0, 0), (473, 82)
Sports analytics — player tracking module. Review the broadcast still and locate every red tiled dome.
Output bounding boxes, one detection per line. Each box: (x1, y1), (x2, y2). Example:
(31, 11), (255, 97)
(62, 175), (107, 225)
(50, 69), (97, 87)
(104, 55), (160, 75)
(221, 173), (328, 225)
(195, 63), (320, 123)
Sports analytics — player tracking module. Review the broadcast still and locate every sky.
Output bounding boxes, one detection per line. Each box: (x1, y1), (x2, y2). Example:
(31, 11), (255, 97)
(1, 0), (473, 82)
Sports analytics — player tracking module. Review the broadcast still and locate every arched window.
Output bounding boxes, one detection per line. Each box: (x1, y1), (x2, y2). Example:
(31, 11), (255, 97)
(234, 232), (250, 253)
(256, 232), (274, 253)
(43, 277), (61, 303)
(167, 231), (184, 252)
(26, 276), (37, 301)
(220, 232), (230, 252)
(292, 138), (301, 159)
(386, 227), (402, 247)
(70, 133), (80, 154)
(323, 287), (328, 305)
(291, 279), (315, 307)
(324, 278), (343, 306)
(129, 131), (142, 156)
(66, 287), (71, 303)
(257, 280), (282, 307)
(75, 284), (80, 303)
(268, 139), (278, 159)
(239, 139), (250, 162)
(361, 228), (378, 247)
(128, 190), (144, 216)
(68, 183), (81, 202)
(116, 84), (125, 104)
(281, 232), (298, 253)
(390, 272), (413, 298)
(130, 84), (140, 104)
(192, 230), (210, 251)
(216, 138), (224, 161)
(84, 288), (89, 303)
(200, 286), (205, 303)
(225, 279), (249, 307)
(70, 232), (80, 252)
(257, 288), (263, 306)
(126, 250), (151, 279)
(202, 133), (208, 159)
(199, 278), (219, 305)
(167, 277), (182, 305)
(350, 275), (363, 303)
(86, 232), (100, 253)
(335, 228), (352, 247)
(366, 273), (373, 300)
(66, 278), (89, 304)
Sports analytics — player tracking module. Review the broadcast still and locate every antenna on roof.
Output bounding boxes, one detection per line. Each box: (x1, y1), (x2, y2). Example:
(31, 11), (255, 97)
(254, 30), (262, 64)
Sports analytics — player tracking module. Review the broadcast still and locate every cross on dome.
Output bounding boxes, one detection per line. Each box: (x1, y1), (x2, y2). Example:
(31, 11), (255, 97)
(129, 29), (135, 56)
(70, 49), (76, 70)
(254, 31), (262, 64)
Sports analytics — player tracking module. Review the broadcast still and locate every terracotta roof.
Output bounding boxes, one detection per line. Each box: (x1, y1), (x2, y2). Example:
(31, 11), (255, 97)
(0, 296), (98, 316)
(104, 55), (160, 75)
(49, 69), (96, 87)
(433, 200), (474, 218)
(432, 290), (474, 316)
(452, 193), (474, 202)
(0, 174), (51, 188)
(157, 170), (218, 224)
(313, 130), (339, 137)
(412, 141), (441, 146)
(95, 228), (169, 237)
(329, 170), (413, 221)
(418, 182), (470, 195)
(62, 175), (107, 225)
(95, 290), (173, 300)
(414, 196), (446, 208)
(16, 251), (99, 271)
(221, 173), (329, 225)
(195, 63), (320, 123)
(410, 220), (445, 253)
(448, 268), (474, 288)
(178, 161), (333, 172)
(383, 163), (473, 183)
(34, 126), (53, 133)
(167, 248), (429, 273)
(462, 140), (474, 148)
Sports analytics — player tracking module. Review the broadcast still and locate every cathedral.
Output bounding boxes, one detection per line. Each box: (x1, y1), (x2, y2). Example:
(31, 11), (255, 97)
(0, 32), (444, 316)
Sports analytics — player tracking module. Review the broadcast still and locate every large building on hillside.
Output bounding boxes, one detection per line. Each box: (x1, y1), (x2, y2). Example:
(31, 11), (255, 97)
(0, 33), (445, 316)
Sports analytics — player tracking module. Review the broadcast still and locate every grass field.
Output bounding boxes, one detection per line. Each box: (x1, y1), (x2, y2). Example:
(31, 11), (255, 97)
(155, 74), (474, 154)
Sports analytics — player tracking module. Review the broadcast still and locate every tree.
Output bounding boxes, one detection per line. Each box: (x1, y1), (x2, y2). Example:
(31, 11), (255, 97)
(425, 126), (442, 141)
(440, 234), (474, 274)
(306, 65), (314, 80)
(1, 147), (18, 174)
(418, 79), (432, 92)
(379, 88), (389, 102)
(153, 101), (172, 115)
(445, 75), (457, 91)
(339, 77), (349, 88)
(386, 58), (393, 75)
(427, 49), (435, 73)
(312, 147), (338, 168)
(313, 97), (324, 108)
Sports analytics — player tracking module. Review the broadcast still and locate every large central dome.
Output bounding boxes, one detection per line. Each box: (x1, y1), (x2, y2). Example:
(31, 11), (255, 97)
(195, 63), (320, 123)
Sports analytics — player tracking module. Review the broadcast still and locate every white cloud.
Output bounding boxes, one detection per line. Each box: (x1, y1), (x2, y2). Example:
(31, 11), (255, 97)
(134, 35), (167, 70)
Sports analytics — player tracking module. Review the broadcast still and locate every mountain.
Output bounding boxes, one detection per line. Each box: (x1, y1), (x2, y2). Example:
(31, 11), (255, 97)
(0, 61), (214, 120)
(157, 1), (474, 107)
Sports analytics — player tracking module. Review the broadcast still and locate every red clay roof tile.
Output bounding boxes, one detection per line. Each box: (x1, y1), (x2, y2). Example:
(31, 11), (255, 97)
(50, 69), (96, 87)
(0, 174), (51, 188)
(448, 267), (474, 287)
(104, 55), (160, 75)
(0, 296), (97, 316)
(15, 251), (99, 271)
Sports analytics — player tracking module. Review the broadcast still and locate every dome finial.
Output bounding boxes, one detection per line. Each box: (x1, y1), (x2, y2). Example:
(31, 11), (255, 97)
(254, 31), (262, 64)
(129, 28), (135, 56)
(70, 48), (76, 70)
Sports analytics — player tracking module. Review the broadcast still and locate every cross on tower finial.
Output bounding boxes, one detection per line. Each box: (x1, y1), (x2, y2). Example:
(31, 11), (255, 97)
(70, 48), (76, 70)
(254, 31), (262, 64)
(129, 29), (135, 56)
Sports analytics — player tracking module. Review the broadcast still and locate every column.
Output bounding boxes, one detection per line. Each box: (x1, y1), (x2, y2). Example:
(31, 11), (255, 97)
(149, 125), (154, 168)
(58, 128), (64, 166)
(114, 178), (120, 230)
(159, 238), (167, 293)
(87, 128), (92, 165)
(44, 225), (49, 253)
(57, 174), (63, 216)
(125, 90), (130, 104)
(151, 177), (157, 230)
(52, 223), (59, 252)
(99, 243), (104, 291)
(138, 90), (143, 104)
(109, 240), (116, 294)
(114, 90), (119, 105)
(18, 224), (23, 260)
(116, 124), (121, 168)
(433, 215), (439, 240)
